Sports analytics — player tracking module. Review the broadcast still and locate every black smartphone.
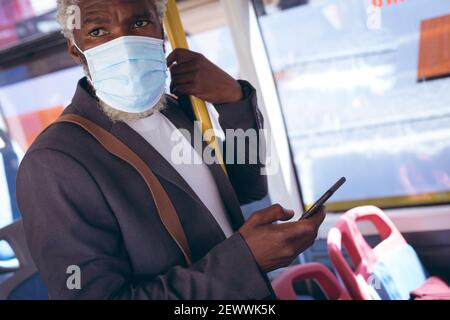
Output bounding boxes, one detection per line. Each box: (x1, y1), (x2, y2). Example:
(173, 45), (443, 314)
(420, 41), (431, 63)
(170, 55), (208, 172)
(299, 177), (346, 220)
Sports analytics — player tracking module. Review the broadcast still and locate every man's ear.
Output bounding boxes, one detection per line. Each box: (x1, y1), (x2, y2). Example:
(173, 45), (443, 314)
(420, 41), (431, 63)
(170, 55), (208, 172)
(67, 39), (83, 64)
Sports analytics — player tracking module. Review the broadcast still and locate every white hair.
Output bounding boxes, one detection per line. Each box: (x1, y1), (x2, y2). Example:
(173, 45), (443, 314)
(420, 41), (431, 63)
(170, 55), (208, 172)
(98, 95), (167, 122)
(56, 0), (167, 42)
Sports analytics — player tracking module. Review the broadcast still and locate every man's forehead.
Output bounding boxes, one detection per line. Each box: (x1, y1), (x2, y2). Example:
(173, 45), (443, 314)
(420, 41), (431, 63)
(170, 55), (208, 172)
(79, 0), (156, 12)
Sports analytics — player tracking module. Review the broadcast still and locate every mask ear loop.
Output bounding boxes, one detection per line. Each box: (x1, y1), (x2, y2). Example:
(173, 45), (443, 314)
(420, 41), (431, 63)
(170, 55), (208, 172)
(72, 40), (94, 86)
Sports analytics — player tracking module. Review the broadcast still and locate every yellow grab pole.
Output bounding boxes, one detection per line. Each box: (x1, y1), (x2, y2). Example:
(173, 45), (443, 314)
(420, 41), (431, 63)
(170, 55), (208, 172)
(164, 0), (227, 175)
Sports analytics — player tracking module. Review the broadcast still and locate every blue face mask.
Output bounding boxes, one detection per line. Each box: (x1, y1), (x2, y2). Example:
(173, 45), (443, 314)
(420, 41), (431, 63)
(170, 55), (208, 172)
(74, 36), (168, 114)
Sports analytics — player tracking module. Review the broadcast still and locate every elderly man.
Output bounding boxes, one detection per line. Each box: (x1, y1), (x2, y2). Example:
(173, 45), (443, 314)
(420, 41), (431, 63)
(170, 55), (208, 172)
(16, 0), (325, 299)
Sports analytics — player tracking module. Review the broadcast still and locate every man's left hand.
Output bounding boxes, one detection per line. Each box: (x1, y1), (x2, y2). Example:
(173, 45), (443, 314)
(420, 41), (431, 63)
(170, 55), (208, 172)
(167, 48), (243, 104)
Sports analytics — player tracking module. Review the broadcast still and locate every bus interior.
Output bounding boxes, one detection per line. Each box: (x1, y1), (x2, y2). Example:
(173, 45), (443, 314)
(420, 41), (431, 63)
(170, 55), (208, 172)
(0, 0), (449, 300)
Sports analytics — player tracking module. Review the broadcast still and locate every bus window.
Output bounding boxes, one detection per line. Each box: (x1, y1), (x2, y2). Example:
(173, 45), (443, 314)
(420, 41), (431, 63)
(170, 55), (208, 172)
(175, 0), (241, 79)
(0, 0), (59, 51)
(252, 0), (450, 211)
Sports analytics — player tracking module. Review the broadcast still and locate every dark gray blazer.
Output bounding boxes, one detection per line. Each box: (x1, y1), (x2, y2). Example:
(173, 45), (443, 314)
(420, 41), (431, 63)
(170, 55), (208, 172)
(16, 78), (274, 300)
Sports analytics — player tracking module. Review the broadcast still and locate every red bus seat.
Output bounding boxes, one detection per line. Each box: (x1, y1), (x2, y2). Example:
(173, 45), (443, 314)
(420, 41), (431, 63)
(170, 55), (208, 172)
(327, 206), (448, 300)
(272, 262), (351, 300)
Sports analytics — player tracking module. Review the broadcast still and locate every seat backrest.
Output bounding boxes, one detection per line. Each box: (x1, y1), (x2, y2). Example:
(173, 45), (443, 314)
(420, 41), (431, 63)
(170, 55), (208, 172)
(327, 206), (427, 300)
(272, 262), (351, 300)
(0, 220), (48, 300)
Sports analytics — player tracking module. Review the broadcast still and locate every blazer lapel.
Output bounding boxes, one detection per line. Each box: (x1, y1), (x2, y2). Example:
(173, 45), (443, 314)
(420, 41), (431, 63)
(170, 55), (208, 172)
(162, 97), (245, 231)
(110, 120), (210, 211)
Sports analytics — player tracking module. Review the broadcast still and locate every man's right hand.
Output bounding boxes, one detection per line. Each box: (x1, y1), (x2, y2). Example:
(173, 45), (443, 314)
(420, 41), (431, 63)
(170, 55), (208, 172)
(239, 204), (326, 272)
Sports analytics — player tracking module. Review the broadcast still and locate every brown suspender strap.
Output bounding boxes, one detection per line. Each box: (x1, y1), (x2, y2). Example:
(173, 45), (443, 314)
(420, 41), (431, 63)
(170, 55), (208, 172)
(54, 114), (193, 266)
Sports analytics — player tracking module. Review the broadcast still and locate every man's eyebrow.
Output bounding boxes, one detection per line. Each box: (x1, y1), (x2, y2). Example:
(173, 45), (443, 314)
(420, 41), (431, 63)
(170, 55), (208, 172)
(82, 14), (112, 25)
(131, 11), (158, 20)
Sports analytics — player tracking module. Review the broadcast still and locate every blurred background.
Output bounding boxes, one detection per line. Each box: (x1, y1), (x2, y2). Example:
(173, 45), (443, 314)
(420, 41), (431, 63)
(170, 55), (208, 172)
(0, 0), (449, 299)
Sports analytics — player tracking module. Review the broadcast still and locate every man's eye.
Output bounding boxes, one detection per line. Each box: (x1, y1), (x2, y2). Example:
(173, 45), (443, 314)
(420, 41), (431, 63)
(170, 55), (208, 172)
(133, 20), (150, 28)
(89, 28), (108, 37)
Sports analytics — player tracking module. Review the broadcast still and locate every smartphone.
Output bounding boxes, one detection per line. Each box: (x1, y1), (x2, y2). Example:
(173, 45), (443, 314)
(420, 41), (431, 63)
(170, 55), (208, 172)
(299, 177), (346, 220)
